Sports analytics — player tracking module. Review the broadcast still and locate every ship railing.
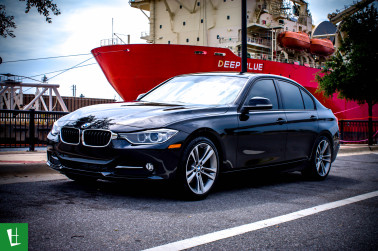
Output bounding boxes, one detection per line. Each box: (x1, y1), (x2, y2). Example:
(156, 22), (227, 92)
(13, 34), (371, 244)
(247, 36), (270, 47)
(141, 31), (149, 37)
(100, 38), (123, 46)
(237, 50), (321, 69)
(228, 35), (271, 47)
(218, 37), (239, 44)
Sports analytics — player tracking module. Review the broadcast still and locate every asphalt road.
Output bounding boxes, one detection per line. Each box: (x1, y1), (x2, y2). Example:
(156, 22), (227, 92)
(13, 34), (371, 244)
(1, 153), (377, 250)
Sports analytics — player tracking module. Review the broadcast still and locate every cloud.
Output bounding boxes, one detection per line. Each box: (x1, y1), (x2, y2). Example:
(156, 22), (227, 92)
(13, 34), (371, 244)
(1, 0), (148, 100)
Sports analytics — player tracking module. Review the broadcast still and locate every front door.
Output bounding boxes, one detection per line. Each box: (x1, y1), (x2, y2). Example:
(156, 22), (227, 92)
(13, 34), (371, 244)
(236, 79), (287, 168)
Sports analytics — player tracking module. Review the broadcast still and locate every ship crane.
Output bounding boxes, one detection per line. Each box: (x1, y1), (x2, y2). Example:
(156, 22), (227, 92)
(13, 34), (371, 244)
(327, 0), (375, 25)
(323, 0), (375, 53)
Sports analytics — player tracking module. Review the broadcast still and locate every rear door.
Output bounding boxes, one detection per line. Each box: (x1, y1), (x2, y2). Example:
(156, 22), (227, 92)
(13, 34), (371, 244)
(276, 80), (319, 161)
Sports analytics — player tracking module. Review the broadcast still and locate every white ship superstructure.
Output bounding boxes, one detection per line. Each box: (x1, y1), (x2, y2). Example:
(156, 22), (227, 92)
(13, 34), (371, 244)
(130, 0), (314, 65)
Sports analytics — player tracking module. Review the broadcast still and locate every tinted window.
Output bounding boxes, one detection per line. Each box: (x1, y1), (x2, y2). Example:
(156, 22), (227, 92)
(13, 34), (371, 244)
(301, 89), (315, 110)
(245, 79), (278, 109)
(278, 81), (304, 110)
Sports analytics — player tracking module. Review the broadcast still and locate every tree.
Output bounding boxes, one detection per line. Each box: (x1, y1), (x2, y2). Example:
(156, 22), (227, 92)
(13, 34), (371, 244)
(41, 75), (48, 83)
(316, 5), (378, 145)
(0, 0), (60, 38)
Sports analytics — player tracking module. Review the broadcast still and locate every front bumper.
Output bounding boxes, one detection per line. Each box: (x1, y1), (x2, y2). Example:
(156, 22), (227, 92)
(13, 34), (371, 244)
(47, 133), (187, 180)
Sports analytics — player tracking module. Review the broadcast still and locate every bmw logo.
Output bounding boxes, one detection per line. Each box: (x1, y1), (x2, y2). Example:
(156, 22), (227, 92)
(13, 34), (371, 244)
(81, 123), (91, 129)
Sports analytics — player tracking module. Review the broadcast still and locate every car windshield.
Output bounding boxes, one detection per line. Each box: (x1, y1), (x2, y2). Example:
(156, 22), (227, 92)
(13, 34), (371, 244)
(140, 75), (248, 105)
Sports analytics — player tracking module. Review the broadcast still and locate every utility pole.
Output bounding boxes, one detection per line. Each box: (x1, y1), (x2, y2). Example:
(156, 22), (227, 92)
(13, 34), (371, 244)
(71, 85), (76, 97)
(241, 0), (247, 73)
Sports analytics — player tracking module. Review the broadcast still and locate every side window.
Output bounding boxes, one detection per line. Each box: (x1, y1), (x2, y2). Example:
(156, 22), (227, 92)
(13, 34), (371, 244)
(301, 89), (315, 110)
(278, 81), (304, 110)
(245, 79), (279, 109)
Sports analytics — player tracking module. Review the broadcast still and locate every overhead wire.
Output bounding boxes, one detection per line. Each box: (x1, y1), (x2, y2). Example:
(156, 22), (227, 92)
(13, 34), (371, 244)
(1, 49), (124, 94)
(48, 56), (95, 80)
(27, 63), (97, 79)
(1, 59), (97, 94)
(1, 53), (92, 64)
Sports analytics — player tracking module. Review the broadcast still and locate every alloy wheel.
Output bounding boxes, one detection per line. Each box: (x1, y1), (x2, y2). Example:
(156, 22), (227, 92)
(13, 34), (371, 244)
(185, 142), (218, 195)
(315, 139), (332, 177)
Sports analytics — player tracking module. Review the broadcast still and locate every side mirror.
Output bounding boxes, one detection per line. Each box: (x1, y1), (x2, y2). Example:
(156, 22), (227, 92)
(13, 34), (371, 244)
(136, 93), (146, 101)
(242, 97), (273, 113)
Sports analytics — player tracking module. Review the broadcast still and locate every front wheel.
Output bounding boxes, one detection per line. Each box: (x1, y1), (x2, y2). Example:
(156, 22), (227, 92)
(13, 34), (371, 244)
(303, 136), (332, 180)
(177, 137), (219, 200)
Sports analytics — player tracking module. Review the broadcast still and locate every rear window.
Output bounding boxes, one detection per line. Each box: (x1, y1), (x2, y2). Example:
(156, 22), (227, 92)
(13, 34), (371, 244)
(301, 89), (315, 110)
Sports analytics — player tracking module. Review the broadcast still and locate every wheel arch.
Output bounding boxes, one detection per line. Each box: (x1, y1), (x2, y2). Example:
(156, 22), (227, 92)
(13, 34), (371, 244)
(309, 131), (334, 160)
(182, 128), (229, 170)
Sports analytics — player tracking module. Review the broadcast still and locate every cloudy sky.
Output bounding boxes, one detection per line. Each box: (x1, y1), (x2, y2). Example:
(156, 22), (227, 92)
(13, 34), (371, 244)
(0, 0), (365, 100)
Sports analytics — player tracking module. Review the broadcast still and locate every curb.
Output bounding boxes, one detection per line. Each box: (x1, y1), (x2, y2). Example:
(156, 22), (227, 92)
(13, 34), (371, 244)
(338, 145), (378, 154)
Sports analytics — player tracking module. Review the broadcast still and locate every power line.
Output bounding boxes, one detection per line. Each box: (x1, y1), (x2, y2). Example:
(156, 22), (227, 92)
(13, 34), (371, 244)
(48, 56), (95, 80)
(27, 63), (97, 79)
(0, 73), (41, 83)
(1, 60), (97, 94)
(1, 53), (92, 64)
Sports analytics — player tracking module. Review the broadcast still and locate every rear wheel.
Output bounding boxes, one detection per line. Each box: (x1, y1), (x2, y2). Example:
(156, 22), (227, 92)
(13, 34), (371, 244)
(303, 136), (332, 180)
(177, 137), (219, 200)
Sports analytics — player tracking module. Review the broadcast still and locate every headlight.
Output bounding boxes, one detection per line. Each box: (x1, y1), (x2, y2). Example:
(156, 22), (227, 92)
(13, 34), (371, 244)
(50, 121), (61, 136)
(119, 129), (178, 145)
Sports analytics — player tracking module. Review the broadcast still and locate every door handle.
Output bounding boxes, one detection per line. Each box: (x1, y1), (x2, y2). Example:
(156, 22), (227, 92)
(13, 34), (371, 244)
(310, 115), (318, 121)
(276, 118), (286, 125)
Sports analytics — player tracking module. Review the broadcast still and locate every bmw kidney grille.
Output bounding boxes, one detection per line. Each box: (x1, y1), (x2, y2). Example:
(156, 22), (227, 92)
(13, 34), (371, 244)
(60, 128), (112, 147)
(82, 130), (112, 147)
(60, 128), (80, 145)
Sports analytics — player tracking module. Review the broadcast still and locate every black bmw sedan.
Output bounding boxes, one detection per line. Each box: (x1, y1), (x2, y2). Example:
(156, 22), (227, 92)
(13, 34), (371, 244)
(47, 73), (340, 199)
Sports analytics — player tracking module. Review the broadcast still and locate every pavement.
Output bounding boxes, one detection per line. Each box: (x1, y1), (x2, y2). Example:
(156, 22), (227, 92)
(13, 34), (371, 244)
(0, 149), (66, 184)
(0, 144), (377, 185)
(1, 150), (377, 250)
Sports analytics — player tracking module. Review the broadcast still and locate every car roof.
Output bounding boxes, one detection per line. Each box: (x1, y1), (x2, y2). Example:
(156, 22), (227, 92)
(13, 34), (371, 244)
(180, 72), (295, 82)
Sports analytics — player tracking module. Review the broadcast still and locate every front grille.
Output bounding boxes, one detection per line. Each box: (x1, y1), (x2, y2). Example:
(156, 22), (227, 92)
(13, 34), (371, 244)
(82, 130), (112, 147)
(61, 127), (80, 144)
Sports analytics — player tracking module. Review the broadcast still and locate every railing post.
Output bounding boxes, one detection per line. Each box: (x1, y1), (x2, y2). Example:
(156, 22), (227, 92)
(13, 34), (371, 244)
(29, 109), (35, 151)
(339, 120), (344, 143)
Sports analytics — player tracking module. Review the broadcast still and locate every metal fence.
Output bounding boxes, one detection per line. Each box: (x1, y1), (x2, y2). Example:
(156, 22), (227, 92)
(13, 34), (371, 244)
(0, 109), (68, 150)
(339, 120), (378, 144)
(1, 109), (377, 150)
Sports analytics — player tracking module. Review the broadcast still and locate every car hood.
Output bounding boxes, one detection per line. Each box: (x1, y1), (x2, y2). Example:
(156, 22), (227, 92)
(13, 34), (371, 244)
(57, 102), (229, 132)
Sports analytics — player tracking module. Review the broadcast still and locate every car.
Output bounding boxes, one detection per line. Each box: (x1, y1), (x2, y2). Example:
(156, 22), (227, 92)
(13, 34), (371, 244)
(47, 73), (340, 200)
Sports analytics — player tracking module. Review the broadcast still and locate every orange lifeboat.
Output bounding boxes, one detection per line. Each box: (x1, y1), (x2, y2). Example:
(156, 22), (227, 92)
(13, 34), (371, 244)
(278, 31), (310, 51)
(310, 38), (335, 56)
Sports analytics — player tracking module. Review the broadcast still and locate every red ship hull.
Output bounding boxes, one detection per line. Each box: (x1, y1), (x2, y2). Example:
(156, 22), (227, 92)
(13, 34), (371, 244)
(91, 44), (376, 120)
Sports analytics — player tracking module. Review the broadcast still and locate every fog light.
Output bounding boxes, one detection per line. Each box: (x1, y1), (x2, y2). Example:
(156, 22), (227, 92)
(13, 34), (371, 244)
(146, 163), (154, 172)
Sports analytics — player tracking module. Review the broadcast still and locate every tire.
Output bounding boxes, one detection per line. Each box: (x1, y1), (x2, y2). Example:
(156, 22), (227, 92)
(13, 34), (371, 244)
(65, 173), (97, 183)
(176, 137), (219, 200)
(303, 136), (332, 180)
